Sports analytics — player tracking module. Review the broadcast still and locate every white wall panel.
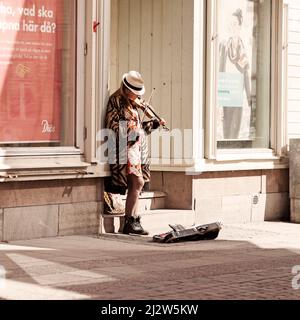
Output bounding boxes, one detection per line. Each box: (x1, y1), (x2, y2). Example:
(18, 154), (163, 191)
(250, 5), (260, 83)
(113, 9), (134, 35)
(287, 1), (300, 137)
(110, 0), (194, 139)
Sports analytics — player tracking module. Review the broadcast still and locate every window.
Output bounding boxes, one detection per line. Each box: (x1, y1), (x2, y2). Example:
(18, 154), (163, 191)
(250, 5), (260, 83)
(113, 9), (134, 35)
(205, 0), (286, 161)
(0, 0), (77, 147)
(216, 0), (272, 150)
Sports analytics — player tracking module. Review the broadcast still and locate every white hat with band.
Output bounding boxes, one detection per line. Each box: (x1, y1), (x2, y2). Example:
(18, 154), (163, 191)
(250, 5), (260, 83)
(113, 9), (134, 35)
(122, 71), (145, 96)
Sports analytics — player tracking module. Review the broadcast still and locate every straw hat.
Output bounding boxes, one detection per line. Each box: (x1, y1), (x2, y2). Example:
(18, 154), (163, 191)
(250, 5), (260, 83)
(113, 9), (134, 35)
(122, 71), (145, 96)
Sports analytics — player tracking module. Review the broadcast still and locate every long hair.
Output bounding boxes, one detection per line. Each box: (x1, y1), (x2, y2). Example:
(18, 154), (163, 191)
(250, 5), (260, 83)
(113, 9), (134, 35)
(120, 83), (132, 105)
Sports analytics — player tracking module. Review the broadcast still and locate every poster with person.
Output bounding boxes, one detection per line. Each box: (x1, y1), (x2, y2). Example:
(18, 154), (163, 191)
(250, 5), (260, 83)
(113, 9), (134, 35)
(217, 0), (257, 142)
(0, 0), (63, 143)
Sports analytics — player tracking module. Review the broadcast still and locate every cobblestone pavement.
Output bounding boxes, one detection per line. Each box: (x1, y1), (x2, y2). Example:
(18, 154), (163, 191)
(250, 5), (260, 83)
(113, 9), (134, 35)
(1, 222), (300, 300)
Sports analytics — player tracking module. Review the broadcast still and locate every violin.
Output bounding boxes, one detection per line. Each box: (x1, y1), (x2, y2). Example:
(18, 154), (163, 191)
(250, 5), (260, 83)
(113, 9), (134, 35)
(134, 96), (170, 132)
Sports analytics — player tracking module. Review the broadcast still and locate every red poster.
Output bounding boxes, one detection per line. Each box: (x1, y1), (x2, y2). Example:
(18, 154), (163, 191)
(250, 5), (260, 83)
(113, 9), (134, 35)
(0, 0), (63, 143)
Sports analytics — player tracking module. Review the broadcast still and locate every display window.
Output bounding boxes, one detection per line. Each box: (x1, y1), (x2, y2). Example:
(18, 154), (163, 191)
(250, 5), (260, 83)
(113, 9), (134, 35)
(206, 0), (288, 161)
(216, 0), (272, 150)
(0, 0), (77, 146)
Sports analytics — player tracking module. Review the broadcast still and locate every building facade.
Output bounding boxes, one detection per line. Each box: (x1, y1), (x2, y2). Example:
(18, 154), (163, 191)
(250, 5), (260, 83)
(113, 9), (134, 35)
(0, 0), (295, 241)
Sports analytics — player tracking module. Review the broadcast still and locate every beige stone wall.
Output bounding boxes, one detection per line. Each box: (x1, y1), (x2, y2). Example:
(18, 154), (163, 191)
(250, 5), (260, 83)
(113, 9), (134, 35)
(150, 172), (193, 210)
(291, 199), (300, 223)
(195, 169), (289, 224)
(150, 169), (290, 224)
(0, 179), (103, 242)
(290, 139), (300, 223)
(0, 209), (3, 242)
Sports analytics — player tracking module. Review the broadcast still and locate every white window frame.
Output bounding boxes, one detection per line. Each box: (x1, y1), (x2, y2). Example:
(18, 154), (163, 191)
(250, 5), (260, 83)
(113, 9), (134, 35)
(95, 0), (111, 168)
(81, 0), (111, 175)
(205, 0), (288, 162)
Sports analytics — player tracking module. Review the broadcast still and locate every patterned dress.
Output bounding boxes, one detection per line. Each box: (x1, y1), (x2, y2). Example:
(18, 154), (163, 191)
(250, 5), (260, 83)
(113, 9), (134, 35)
(104, 89), (160, 195)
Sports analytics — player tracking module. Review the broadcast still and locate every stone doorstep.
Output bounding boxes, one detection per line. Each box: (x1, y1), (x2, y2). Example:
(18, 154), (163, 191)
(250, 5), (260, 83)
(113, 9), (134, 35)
(120, 191), (167, 201)
(98, 232), (153, 242)
(99, 209), (196, 236)
(101, 191), (168, 235)
(125, 191), (167, 212)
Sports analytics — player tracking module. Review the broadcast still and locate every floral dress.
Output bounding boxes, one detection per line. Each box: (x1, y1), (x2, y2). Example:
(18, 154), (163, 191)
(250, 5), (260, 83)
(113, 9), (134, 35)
(126, 107), (143, 177)
(104, 89), (160, 194)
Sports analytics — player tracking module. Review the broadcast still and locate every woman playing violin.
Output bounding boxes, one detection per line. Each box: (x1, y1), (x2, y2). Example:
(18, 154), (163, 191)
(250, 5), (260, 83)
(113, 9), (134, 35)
(104, 71), (166, 235)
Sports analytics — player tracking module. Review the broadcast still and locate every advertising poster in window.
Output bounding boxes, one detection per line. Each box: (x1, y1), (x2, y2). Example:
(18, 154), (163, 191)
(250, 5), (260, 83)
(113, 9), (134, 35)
(217, 0), (257, 142)
(0, 0), (63, 143)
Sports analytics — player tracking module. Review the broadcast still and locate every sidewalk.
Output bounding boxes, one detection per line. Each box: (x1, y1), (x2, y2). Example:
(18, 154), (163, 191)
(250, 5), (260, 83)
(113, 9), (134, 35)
(1, 221), (300, 300)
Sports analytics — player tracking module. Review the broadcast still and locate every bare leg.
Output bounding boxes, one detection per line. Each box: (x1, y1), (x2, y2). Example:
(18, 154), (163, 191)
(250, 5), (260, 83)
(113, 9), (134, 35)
(125, 174), (145, 218)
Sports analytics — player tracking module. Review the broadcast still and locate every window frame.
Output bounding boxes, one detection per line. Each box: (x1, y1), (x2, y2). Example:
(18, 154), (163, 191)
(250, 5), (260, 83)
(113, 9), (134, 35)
(205, 0), (288, 161)
(0, 0), (86, 170)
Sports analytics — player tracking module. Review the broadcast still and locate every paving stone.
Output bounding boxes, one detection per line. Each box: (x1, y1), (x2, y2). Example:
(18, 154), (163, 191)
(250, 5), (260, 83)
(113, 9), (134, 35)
(1, 222), (300, 300)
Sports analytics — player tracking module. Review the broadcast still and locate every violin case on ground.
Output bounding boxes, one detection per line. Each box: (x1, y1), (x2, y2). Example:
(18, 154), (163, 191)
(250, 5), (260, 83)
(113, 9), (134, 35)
(153, 222), (222, 243)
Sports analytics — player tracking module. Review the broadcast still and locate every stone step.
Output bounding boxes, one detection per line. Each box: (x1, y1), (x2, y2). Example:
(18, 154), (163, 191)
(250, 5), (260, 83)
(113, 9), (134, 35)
(101, 191), (167, 235)
(121, 191), (167, 212)
(141, 209), (197, 235)
(99, 209), (196, 236)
